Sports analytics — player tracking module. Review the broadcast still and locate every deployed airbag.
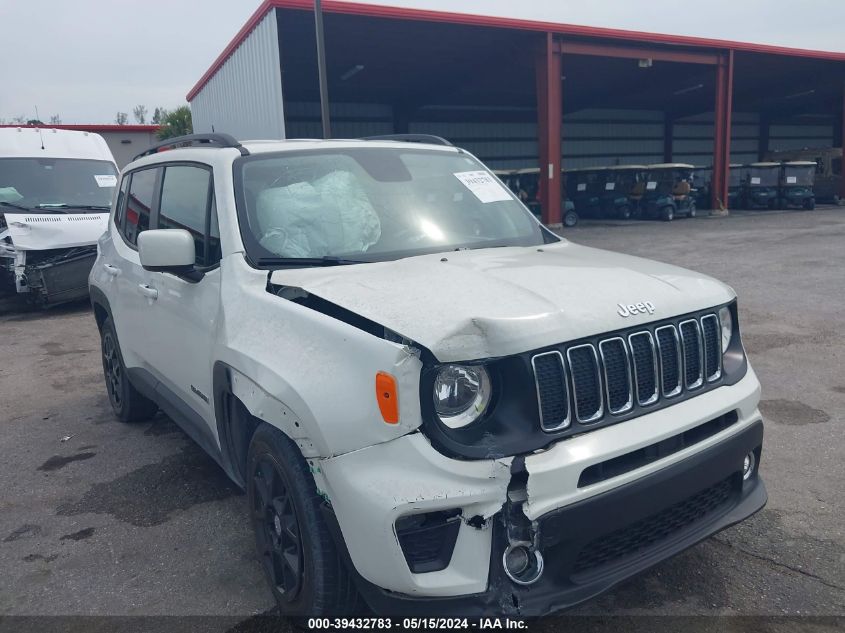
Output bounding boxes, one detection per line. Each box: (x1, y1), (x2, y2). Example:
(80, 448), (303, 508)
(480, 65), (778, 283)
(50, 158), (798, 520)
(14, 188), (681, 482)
(255, 170), (381, 258)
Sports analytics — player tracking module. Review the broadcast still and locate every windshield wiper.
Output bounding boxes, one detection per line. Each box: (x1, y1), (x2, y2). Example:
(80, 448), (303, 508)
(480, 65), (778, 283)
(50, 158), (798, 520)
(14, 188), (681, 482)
(36, 203), (110, 211)
(257, 256), (368, 267)
(0, 201), (30, 211)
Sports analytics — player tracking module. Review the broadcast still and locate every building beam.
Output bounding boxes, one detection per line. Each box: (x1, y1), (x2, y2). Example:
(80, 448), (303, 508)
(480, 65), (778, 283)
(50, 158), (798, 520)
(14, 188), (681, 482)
(536, 33), (563, 227)
(556, 40), (719, 65)
(758, 113), (770, 160)
(712, 51), (734, 209)
(841, 83), (845, 199)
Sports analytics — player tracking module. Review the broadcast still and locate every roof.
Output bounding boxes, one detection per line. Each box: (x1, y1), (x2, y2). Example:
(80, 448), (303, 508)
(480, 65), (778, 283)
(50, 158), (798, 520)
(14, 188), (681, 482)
(0, 124), (159, 133)
(647, 163), (695, 169)
(188, 0), (845, 101)
(0, 127), (116, 162)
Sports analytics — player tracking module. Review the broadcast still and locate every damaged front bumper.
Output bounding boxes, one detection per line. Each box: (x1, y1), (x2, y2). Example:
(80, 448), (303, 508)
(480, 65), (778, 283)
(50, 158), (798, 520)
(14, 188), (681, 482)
(317, 369), (765, 615)
(1, 246), (97, 306)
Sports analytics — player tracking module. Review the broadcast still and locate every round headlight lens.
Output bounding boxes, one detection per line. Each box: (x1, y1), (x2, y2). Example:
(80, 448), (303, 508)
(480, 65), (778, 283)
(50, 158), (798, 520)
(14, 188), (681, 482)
(718, 306), (733, 354)
(433, 365), (492, 429)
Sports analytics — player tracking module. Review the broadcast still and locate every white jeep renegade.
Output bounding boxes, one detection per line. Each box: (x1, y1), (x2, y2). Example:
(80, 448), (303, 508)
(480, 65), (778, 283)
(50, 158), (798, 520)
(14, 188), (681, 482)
(89, 133), (766, 617)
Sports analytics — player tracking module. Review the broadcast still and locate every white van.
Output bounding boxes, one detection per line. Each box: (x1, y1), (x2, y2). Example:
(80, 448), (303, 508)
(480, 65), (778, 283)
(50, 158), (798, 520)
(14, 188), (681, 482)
(0, 127), (118, 306)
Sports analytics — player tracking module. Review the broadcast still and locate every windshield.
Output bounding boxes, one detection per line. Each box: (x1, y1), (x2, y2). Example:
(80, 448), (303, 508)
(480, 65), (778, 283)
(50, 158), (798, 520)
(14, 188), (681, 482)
(0, 158), (117, 210)
(235, 148), (546, 263)
(783, 165), (815, 186)
(748, 167), (778, 187)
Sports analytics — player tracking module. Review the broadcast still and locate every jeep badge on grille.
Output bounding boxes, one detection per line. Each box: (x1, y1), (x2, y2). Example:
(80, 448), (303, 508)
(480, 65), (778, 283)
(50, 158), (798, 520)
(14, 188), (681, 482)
(618, 301), (656, 317)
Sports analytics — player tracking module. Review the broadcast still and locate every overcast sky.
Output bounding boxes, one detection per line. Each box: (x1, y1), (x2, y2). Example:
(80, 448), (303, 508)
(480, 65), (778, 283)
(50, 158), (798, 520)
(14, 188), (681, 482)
(1, 0), (843, 124)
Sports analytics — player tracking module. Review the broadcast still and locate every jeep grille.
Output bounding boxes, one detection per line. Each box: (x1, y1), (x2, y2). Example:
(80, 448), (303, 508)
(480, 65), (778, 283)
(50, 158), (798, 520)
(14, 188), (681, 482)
(532, 311), (723, 431)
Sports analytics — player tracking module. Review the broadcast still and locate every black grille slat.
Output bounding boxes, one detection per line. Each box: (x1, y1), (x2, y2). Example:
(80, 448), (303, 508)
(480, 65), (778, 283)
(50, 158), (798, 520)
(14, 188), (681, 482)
(530, 311), (723, 433)
(629, 332), (658, 405)
(701, 315), (721, 381)
(568, 345), (602, 422)
(656, 326), (681, 396)
(573, 476), (736, 574)
(680, 320), (704, 388)
(532, 352), (569, 431)
(600, 338), (632, 414)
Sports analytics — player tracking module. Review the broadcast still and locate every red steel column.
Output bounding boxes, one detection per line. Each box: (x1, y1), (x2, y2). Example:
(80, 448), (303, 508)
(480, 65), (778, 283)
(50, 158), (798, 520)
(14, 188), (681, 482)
(536, 33), (562, 227)
(841, 83), (845, 200)
(712, 50), (734, 209)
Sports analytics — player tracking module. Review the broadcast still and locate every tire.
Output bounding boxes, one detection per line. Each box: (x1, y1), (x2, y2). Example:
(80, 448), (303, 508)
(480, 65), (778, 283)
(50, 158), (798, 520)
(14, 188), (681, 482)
(247, 425), (362, 618)
(804, 198), (815, 210)
(100, 317), (158, 423)
(688, 205), (697, 218)
(661, 206), (674, 222)
(563, 210), (579, 227)
(618, 205), (632, 220)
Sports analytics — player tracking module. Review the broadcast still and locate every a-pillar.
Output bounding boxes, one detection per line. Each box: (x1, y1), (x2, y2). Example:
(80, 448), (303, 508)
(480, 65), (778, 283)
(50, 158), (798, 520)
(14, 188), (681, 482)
(535, 33), (562, 227)
(712, 50), (734, 210)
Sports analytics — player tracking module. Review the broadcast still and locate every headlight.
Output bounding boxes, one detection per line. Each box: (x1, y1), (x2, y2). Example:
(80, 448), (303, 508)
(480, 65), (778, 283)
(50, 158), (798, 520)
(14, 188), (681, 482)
(718, 305), (733, 353)
(433, 365), (492, 429)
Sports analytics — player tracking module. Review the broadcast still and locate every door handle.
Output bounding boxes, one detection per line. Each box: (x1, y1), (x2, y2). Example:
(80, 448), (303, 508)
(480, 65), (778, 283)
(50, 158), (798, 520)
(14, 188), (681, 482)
(103, 263), (121, 277)
(137, 284), (158, 300)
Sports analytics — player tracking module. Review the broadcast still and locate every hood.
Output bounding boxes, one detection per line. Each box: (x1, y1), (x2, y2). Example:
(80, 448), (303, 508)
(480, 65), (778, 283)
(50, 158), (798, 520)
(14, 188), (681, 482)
(269, 241), (734, 362)
(2, 212), (109, 251)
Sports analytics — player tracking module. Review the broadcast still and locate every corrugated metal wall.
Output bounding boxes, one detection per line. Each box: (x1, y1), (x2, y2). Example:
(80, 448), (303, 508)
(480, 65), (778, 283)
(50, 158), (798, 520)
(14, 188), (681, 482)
(190, 9), (286, 140)
(674, 111), (760, 166)
(769, 122), (834, 152)
(284, 102), (394, 138)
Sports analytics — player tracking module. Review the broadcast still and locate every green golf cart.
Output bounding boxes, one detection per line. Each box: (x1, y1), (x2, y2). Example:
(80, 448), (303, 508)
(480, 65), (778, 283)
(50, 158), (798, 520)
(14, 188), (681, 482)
(640, 163), (697, 221)
(779, 161), (816, 210)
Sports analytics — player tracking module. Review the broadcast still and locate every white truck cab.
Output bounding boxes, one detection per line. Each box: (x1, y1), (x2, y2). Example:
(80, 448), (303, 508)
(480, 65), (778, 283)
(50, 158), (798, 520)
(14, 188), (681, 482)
(0, 127), (117, 306)
(89, 133), (765, 618)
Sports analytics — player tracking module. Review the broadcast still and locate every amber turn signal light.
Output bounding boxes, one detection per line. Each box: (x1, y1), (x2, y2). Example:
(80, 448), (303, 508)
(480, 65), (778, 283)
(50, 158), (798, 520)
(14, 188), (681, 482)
(376, 372), (399, 424)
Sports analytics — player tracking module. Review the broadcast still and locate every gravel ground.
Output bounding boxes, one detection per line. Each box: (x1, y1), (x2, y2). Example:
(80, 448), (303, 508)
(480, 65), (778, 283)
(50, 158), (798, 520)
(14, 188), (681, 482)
(0, 207), (842, 632)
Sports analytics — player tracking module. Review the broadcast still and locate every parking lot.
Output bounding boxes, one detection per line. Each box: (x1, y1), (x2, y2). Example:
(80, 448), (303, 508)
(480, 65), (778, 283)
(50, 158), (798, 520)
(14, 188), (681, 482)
(1, 208), (843, 630)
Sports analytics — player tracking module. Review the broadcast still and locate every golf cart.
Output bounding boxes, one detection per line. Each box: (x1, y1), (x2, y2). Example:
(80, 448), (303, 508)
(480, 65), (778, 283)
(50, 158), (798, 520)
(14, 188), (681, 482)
(564, 167), (605, 219)
(765, 147), (841, 204)
(639, 163), (697, 221)
(779, 161), (816, 210)
(741, 162), (779, 209)
(600, 165), (646, 219)
(496, 167), (578, 226)
(691, 166), (712, 210)
(728, 163), (747, 209)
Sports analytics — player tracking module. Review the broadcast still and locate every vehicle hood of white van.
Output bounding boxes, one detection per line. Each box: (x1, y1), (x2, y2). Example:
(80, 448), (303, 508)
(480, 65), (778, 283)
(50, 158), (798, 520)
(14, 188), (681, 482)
(269, 241), (735, 362)
(2, 212), (109, 251)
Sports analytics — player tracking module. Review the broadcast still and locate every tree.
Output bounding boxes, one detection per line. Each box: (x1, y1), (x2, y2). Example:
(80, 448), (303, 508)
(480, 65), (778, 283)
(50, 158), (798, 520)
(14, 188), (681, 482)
(151, 107), (167, 125)
(26, 119), (43, 126)
(49, 114), (62, 125)
(133, 105), (147, 124)
(11, 115), (26, 124)
(156, 106), (192, 140)
(115, 112), (128, 125)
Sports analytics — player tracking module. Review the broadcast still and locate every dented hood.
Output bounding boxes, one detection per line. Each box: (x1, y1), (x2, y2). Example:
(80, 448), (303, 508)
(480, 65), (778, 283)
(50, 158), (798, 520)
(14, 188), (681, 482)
(3, 212), (109, 251)
(269, 241), (735, 362)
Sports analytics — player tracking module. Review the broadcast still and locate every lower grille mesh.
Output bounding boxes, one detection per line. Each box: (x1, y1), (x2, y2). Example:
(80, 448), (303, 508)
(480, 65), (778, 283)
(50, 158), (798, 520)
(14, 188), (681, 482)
(573, 476), (735, 574)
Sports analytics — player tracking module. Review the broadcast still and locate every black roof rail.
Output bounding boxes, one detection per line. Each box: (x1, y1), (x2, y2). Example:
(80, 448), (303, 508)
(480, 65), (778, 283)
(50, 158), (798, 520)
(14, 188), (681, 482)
(360, 134), (453, 146)
(133, 133), (249, 161)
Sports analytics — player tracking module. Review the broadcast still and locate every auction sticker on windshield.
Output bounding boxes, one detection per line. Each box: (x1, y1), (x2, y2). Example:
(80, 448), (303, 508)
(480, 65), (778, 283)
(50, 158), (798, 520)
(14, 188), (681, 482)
(454, 171), (511, 203)
(94, 174), (117, 188)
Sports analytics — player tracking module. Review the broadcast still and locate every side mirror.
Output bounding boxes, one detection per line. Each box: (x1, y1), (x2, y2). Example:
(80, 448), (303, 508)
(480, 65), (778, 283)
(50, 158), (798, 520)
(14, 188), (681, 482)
(138, 229), (202, 280)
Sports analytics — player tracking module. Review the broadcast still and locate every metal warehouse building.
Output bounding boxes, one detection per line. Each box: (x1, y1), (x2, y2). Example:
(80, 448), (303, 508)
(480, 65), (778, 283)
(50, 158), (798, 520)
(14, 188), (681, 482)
(187, 0), (845, 225)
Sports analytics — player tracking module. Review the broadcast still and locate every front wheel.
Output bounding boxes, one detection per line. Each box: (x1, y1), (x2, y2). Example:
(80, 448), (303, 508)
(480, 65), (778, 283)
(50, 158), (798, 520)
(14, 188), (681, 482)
(618, 205), (632, 220)
(688, 205), (697, 218)
(100, 317), (158, 423)
(804, 198), (815, 210)
(563, 210), (579, 227)
(661, 206), (675, 221)
(248, 425), (362, 618)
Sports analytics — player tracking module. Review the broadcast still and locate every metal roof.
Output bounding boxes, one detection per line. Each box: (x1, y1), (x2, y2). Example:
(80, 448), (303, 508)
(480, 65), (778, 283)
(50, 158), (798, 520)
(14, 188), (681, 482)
(187, 0), (845, 102)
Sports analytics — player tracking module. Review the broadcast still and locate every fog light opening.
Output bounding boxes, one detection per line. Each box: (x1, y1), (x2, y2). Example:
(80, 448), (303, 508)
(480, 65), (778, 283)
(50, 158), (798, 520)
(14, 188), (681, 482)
(503, 542), (544, 586)
(742, 451), (756, 481)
